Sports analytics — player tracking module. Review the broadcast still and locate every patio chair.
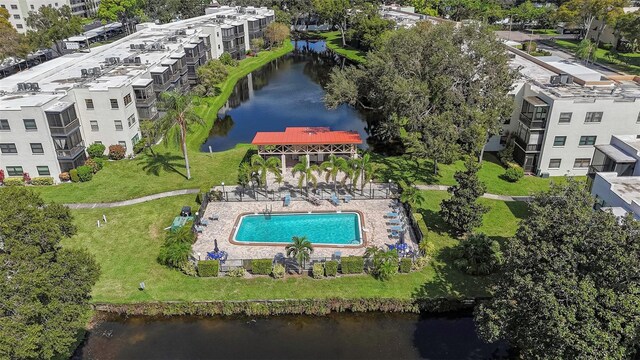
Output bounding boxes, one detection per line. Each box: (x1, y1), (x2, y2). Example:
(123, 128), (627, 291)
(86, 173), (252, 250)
(195, 225), (205, 233)
(330, 193), (339, 206)
(344, 195), (352, 203)
(283, 194), (291, 207)
(208, 214), (219, 221)
(200, 219), (210, 226)
(390, 231), (401, 238)
(390, 225), (404, 232)
(332, 251), (342, 261)
(386, 212), (399, 218)
(387, 218), (402, 225)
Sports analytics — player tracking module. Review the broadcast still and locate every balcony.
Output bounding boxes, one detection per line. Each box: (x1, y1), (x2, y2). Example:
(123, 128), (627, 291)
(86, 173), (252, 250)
(519, 113), (547, 129)
(56, 142), (85, 159)
(48, 119), (80, 136)
(514, 136), (542, 153)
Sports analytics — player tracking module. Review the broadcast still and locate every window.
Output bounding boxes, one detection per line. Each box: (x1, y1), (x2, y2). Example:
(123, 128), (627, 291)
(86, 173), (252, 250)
(85, 99), (94, 109)
(6, 166), (23, 176)
(123, 93), (132, 106)
(16, 24), (23, 29)
(559, 112), (572, 123)
(95, 141), (102, 144)
(0, 119), (9, 130)
(574, 158), (591, 168)
(1, 5), (5, 9)
(30, 4), (34, 9)
(553, 136), (566, 147)
(637, 112), (640, 123)
(131, 133), (140, 145)
(579, 136), (597, 146)
(30, 143), (44, 154)
(23, 119), (37, 130)
(0, 143), (17, 154)
(549, 158), (561, 169)
(114, 120), (123, 131)
(118, 141), (127, 149)
(110, 99), (119, 109)
(585, 112), (603, 123)
(127, 114), (136, 127)
(11, 4), (18, 9)
(37, 166), (50, 176)
(13, 14), (20, 19)
(90, 120), (99, 131)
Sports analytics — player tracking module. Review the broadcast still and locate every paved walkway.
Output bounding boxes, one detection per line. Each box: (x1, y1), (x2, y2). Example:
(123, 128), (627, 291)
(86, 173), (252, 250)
(64, 189), (200, 209)
(415, 185), (531, 202)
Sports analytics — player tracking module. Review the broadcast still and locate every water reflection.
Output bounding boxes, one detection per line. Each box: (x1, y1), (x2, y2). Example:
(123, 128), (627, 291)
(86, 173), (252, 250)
(74, 312), (512, 359)
(200, 40), (372, 152)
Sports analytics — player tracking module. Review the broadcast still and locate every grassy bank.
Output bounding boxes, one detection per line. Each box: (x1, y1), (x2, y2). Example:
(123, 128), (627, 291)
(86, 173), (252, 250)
(552, 39), (640, 75)
(31, 43), (294, 204)
(318, 31), (367, 63)
(61, 191), (525, 303)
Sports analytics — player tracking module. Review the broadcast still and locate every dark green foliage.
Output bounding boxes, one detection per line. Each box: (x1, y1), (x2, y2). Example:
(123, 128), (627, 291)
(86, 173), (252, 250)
(440, 158), (489, 235)
(197, 260), (219, 277)
(497, 142), (514, 165)
(453, 233), (502, 275)
(251, 259), (273, 275)
(312, 262), (324, 279)
(324, 260), (338, 276)
(502, 163), (524, 183)
(76, 165), (93, 182)
(399, 258), (412, 273)
(158, 225), (195, 269)
(285, 236), (313, 274)
(219, 52), (238, 66)
(195, 59), (228, 96)
(31, 177), (54, 185)
(87, 143), (106, 158)
(69, 168), (80, 182)
(133, 138), (146, 154)
(93, 157), (105, 170)
(346, 3), (394, 51)
(475, 181), (640, 359)
(340, 256), (364, 274)
(365, 247), (399, 281)
(108, 144), (125, 160)
(2, 177), (24, 186)
(0, 188), (99, 359)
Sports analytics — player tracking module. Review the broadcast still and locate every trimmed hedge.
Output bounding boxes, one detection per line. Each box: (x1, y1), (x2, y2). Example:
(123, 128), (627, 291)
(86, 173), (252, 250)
(70, 169), (80, 183)
(87, 143), (106, 158)
(399, 258), (412, 273)
(197, 260), (219, 277)
(76, 165), (93, 182)
(251, 259), (272, 275)
(312, 263), (324, 279)
(31, 177), (54, 186)
(324, 260), (338, 277)
(340, 256), (364, 274)
(3, 177), (25, 186)
(503, 162), (524, 183)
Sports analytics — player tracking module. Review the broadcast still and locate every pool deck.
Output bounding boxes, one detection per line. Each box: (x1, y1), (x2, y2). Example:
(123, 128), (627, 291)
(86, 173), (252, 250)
(194, 199), (417, 260)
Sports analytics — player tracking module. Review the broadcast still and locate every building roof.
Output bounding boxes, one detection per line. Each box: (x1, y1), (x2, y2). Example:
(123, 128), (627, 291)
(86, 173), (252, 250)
(595, 144), (636, 163)
(252, 127), (363, 145)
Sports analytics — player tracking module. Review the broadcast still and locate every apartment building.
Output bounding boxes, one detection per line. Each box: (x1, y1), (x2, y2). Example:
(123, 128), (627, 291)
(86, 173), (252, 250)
(485, 47), (640, 177)
(0, 6), (274, 181)
(1, 0), (100, 33)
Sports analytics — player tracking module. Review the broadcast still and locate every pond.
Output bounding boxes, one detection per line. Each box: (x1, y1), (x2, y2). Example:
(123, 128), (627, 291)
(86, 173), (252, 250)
(200, 40), (374, 153)
(73, 312), (512, 359)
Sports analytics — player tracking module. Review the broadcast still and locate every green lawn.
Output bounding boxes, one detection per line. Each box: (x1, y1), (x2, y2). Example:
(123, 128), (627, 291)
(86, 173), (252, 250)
(318, 31), (367, 63)
(373, 152), (581, 196)
(531, 29), (558, 35)
(552, 39), (640, 75)
(62, 191), (525, 303)
(29, 43), (295, 204)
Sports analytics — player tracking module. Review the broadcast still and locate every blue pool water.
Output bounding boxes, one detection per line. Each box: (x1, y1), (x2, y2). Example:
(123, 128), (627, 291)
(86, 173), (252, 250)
(234, 213), (362, 246)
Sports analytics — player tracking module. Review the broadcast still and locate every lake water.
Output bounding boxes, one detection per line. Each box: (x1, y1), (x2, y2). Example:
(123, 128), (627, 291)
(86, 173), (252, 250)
(73, 312), (512, 359)
(200, 40), (372, 152)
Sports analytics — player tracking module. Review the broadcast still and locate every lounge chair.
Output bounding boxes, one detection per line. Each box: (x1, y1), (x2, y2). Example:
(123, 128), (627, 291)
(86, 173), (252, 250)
(209, 214), (219, 221)
(283, 194), (291, 207)
(387, 218), (402, 225)
(390, 231), (401, 238)
(387, 244), (396, 250)
(330, 193), (339, 206)
(332, 251), (342, 261)
(344, 195), (352, 203)
(200, 219), (210, 226)
(386, 212), (399, 218)
(195, 225), (205, 233)
(390, 225), (404, 232)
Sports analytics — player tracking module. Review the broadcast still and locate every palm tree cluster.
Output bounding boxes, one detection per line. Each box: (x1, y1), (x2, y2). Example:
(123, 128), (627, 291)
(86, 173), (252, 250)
(237, 154), (283, 192)
(291, 153), (375, 194)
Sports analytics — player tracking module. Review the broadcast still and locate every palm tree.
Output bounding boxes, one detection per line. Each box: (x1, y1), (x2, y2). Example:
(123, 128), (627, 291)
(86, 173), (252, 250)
(291, 155), (320, 194)
(320, 155), (348, 192)
(157, 92), (204, 180)
(399, 180), (426, 208)
(352, 152), (375, 191)
(250, 154), (281, 191)
(285, 236), (314, 274)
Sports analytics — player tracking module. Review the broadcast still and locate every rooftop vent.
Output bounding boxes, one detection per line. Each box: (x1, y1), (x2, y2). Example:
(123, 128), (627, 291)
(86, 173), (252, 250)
(17, 82), (40, 92)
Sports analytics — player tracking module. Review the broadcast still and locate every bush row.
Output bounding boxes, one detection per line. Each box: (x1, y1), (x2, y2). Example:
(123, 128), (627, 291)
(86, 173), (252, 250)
(2, 176), (55, 186)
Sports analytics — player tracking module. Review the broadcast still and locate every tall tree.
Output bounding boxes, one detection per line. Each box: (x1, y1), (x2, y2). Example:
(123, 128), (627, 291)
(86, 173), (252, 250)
(558, 0), (627, 42)
(264, 22), (290, 46)
(291, 155), (321, 193)
(352, 152), (374, 191)
(320, 154), (348, 192)
(97, 0), (144, 35)
(194, 59), (228, 96)
(347, 2), (394, 51)
(157, 92), (204, 180)
(250, 154), (282, 191)
(0, 188), (100, 359)
(325, 22), (515, 167)
(475, 181), (640, 358)
(285, 236), (314, 274)
(313, 0), (350, 46)
(25, 5), (83, 56)
(0, 8), (31, 60)
(439, 157), (488, 236)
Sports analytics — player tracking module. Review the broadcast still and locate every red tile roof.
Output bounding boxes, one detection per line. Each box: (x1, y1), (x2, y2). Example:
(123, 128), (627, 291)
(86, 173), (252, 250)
(252, 127), (363, 145)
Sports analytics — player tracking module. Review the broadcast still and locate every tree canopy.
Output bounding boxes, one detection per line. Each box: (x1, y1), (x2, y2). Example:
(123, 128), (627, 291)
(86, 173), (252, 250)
(325, 22), (516, 164)
(475, 181), (640, 358)
(25, 5), (83, 55)
(0, 188), (100, 359)
(97, 0), (144, 34)
(0, 8), (31, 60)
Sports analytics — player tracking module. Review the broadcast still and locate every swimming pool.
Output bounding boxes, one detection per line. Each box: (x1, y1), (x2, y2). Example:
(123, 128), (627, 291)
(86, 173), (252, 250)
(233, 212), (363, 246)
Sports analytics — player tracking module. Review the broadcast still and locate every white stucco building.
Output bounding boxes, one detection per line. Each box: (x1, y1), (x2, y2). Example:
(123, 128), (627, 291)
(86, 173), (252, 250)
(1, 0), (100, 34)
(485, 46), (640, 177)
(0, 6), (274, 181)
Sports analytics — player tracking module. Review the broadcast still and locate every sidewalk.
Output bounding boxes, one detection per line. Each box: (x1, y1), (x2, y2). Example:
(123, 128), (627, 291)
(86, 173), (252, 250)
(415, 185), (531, 202)
(64, 189), (200, 209)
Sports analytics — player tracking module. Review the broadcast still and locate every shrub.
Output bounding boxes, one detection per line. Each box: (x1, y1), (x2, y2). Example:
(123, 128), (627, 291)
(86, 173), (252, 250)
(412, 256), (429, 271)
(399, 258), (412, 273)
(251, 259), (272, 275)
(87, 143), (106, 158)
(0, 169), (4, 184)
(340, 256), (364, 274)
(84, 158), (100, 173)
(69, 169), (80, 183)
(522, 41), (537, 52)
(133, 138), (146, 154)
(498, 142), (514, 165)
(31, 177), (54, 186)
(197, 260), (219, 277)
(271, 263), (285, 279)
(22, 172), (31, 184)
(180, 261), (198, 277)
(453, 233), (503, 275)
(3, 177), (25, 186)
(226, 267), (246, 277)
(419, 240), (436, 257)
(312, 263), (324, 279)
(503, 163), (524, 183)
(108, 144), (126, 160)
(158, 242), (191, 268)
(219, 52), (238, 66)
(76, 165), (93, 182)
(324, 260), (338, 277)
(59, 172), (70, 182)
(93, 157), (105, 171)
